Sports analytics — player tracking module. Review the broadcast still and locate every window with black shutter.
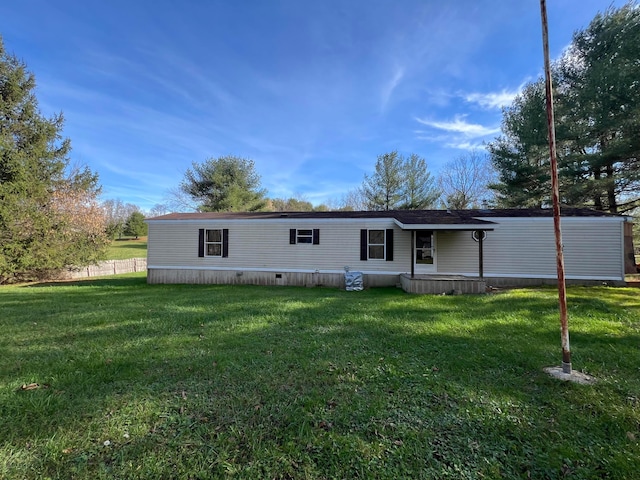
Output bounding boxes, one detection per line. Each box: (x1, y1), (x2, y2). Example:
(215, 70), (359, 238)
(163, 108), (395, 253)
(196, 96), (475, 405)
(199, 229), (228, 257)
(222, 229), (229, 257)
(198, 229), (205, 257)
(360, 228), (394, 260)
(290, 228), (320, 245)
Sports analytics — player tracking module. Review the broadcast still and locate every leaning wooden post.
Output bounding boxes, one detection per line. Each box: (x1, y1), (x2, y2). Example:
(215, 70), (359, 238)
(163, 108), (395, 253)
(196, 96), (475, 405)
(540, 0), (571, 374)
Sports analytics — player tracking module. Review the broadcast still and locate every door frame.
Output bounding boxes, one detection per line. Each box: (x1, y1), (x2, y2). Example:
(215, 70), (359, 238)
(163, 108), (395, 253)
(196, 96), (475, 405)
(413, 230), (436, 274)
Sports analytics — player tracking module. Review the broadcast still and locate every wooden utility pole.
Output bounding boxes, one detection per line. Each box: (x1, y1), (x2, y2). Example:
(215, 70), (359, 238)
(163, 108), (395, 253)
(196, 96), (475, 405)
(539, 0), (571, 374)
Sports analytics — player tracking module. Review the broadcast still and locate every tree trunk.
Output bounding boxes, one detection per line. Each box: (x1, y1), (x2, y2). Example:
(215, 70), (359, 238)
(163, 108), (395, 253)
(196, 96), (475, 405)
(606, 162), (617, 213)
(592, 167), (603, 210)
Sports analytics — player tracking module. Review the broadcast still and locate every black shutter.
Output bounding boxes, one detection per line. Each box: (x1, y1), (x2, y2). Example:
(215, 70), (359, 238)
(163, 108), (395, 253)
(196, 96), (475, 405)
(386, 229), (394, 261)
(312, 229), (320, 245)
(198, 229), (205, 257)
(222, 229), (229, 257)
(360, 229), (368, 261)
(289, 229), (297, 244)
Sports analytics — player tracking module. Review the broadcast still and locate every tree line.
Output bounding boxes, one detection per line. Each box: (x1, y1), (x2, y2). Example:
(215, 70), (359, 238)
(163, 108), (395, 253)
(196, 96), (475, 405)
(488, 2), (640, 214)
(1, 2), (638, 282)
(163, 149), (493, 214)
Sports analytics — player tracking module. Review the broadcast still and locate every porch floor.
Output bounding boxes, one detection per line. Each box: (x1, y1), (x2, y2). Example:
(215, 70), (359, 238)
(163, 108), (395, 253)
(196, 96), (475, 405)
(400, 273), (486, 295)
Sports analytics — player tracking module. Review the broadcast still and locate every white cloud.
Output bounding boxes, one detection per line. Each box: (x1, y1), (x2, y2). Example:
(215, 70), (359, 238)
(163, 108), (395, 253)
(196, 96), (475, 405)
(444, 141), (488, 151)
(415, 115), (500, 138)
(379, 66), (405, 111)
(463, 83), (528, 110)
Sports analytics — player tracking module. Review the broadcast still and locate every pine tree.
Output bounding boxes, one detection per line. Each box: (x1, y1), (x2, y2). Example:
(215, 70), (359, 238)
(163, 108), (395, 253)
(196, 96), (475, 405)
(124, 211), (148, 239)
(180, 156), (267, 212)
(0, 37), (108, 283)
(399, 153), (440, 209)
(487, 80), (552, 208)
(558, 2), (640, 212)
(489, 3), (640, 213)
(360, 151), (441, 211)
(361, 151), (404, 210)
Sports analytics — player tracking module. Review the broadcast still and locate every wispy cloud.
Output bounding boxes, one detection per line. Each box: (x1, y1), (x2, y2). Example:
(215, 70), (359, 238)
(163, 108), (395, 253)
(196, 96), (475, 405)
(444, 141), (488, 151)
(415, 115), (500, 138)
(463, 84), (525, 109)
(379, 66), (405, 111)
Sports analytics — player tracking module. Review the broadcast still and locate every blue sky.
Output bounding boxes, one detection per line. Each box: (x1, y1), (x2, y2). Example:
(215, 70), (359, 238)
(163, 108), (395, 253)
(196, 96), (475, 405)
(0, 0), (624, 211)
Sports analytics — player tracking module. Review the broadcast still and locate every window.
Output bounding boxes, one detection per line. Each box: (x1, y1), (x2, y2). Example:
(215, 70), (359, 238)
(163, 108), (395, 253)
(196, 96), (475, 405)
(297, 229), (313, 244)
(198, 228), (229, 258)
(289, 229), (319, 245)
(360, 229), (394, 261)
(205, 229), (222, 256)
(368, 229), (385, 259)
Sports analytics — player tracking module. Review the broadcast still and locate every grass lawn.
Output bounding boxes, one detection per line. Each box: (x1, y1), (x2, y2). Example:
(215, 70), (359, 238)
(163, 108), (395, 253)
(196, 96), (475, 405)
(105, 238), (147, 260)
(1, 276), (639, 479)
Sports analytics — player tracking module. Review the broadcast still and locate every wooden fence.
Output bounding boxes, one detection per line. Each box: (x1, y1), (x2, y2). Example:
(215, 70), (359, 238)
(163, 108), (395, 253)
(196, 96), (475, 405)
(65, 258), (147, 279)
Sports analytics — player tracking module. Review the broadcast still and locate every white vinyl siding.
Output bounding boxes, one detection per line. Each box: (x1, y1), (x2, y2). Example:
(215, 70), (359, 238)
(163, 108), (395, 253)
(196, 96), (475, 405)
(147, 214), (625, 281)
(437, 217), (624, 280)
(563, 222), (624, 278)
(147, 219), (411, 274)
(436, 231), (481, 274)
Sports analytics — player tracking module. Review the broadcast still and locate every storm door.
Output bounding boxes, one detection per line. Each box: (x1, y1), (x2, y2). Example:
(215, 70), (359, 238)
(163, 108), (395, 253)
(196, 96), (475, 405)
(415, 230), (436, 274)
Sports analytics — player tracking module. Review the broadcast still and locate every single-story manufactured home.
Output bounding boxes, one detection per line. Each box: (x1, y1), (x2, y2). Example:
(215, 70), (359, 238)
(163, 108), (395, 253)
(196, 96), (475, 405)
(145, 208), (634, 293)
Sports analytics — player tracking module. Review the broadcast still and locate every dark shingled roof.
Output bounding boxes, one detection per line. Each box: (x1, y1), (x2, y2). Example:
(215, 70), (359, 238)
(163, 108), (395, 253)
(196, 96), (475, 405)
(457, 207), (621, 218)
(147, 207), (620, 225)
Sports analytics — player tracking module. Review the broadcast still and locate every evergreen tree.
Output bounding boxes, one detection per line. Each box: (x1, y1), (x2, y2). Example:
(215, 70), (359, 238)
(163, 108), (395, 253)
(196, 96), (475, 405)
(487, 80), (553, 208)
(361, 151), (404, 210)
(0, 38), (108, 283)
(124, 211), (147, 239)
(399, 153), (440, 209)
(558, 2), (640, 212)
(180, 156), (267, 212)
(361, 151), (440, 211)
(489, 3), (640, 213)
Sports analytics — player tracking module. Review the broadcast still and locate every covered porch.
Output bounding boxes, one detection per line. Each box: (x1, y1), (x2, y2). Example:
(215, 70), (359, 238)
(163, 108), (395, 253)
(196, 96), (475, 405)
(392, 211), (497, 294)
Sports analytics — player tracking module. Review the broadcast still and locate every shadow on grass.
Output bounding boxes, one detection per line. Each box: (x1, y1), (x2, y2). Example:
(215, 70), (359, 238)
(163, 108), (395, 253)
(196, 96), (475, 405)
(112, 241), (147, 248)
(1, 282), (639, 478)
(21, 275), (148, 289)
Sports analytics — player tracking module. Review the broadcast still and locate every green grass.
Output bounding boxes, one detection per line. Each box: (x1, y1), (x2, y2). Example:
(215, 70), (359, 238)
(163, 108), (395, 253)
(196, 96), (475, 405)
(105, 238), (147, 260)
(1, 276), (639, 479)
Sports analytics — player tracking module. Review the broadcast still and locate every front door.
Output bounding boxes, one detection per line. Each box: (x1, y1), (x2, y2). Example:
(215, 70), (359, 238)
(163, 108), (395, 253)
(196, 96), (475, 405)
(415, 231), (436, 273)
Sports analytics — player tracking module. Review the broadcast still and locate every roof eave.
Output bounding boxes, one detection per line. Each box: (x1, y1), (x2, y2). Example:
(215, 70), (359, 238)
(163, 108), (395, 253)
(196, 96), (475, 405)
(393, 219), (498, 230)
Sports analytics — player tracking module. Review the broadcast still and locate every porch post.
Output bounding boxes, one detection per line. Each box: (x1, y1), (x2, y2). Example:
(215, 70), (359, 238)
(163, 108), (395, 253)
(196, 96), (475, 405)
(478, 230), (484, 279)
(411, 230), (415, 278)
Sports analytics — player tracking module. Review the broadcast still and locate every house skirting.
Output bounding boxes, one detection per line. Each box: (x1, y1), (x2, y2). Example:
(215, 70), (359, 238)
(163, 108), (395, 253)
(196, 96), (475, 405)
(483, 276), (626, 288)
(146, 268), (399, 288)
(400, 274), (486, 294)
(146, 268), (625, 292)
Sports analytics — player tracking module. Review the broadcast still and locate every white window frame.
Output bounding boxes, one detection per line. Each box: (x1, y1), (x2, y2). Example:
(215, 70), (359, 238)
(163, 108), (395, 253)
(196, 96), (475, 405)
(296, 229), (313, 244)
(205, 229), (223, 257)
(368, 229), (385, 260)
